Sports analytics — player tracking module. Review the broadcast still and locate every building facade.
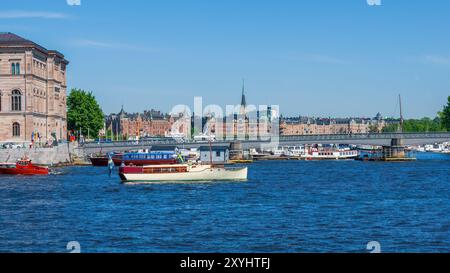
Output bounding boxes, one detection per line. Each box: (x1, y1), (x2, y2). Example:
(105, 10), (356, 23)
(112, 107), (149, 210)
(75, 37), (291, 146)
(280, 113), (387, 136)
(205, 82), (276, 140)
(0, 33), (69, 143)
(104, 107), (190, 139)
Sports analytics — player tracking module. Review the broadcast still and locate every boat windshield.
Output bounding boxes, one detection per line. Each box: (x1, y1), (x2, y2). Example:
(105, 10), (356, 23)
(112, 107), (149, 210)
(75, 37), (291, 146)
(17, 161), (31, 166)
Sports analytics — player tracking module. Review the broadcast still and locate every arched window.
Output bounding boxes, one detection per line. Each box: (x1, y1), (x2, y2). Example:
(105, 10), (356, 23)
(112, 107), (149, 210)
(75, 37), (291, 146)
(12, 122), (20, 137)
(11, 90), (22, 111)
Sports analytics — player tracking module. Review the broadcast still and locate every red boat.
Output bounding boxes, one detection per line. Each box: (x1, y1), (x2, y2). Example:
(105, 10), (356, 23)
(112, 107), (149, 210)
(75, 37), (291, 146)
(0, 158), (49, 175)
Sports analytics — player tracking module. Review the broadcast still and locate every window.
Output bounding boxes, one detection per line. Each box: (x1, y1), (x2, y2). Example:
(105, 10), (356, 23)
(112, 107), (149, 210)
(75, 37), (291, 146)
(11, 90), (22, 111)
(12, 122), (20, 137)
(54, 87), (60, 100)
(11, 63), (20, 75)
(216, 151), (221, 157)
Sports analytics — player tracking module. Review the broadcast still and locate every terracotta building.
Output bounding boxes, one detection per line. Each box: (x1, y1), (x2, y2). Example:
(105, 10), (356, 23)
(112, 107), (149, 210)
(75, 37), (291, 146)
(104, 107), (190, 139)
(0, 33), (69, 143)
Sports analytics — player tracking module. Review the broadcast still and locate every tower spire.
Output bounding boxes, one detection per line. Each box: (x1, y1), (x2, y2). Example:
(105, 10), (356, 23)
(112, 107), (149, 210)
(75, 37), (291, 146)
(241, 79), (246, 108)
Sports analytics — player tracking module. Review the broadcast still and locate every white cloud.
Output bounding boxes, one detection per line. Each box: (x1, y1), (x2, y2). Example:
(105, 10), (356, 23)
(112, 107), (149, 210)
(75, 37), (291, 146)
(0, 10), (69, 19)
(73, 39), (158, 52)
(423, 55), (450, 65)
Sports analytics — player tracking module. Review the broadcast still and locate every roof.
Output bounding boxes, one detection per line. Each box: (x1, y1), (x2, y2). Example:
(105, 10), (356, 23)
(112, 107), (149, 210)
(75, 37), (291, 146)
(199, 146), (230, 152)
(0, 32), (32, 43)
(0, 32), (68, 63)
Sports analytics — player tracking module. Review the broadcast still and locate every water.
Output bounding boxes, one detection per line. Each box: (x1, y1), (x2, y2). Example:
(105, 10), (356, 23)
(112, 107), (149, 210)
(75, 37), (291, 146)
(0, 153), (449, 253)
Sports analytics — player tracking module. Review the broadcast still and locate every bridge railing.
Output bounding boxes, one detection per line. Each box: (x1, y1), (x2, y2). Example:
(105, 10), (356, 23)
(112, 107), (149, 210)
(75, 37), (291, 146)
(279, 132), (450, 142)
(80, 132), (450, 148)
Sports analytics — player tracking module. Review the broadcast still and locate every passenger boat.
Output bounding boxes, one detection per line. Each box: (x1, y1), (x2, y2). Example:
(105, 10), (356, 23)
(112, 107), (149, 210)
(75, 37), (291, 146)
(301, 148), (358, 160)
(112, 151), (178, 166)
(0, 157), (49, 175)
(89, 152), (177, 166)
(119, 164), (248, 183)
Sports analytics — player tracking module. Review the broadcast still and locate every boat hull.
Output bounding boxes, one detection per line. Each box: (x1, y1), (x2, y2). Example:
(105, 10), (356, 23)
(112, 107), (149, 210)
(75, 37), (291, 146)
(89, 156), (109, 166)
(120, 166), (248, 183)
(0, 165), (49, 175)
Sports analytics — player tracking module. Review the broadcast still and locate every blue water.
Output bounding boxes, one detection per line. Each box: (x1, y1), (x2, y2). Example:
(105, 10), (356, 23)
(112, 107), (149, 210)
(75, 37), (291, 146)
(0, 153), (449, 253)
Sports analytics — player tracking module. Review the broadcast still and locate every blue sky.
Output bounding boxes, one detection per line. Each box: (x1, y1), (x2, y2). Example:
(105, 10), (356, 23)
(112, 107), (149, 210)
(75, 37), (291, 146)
(1, 0), (450, 118)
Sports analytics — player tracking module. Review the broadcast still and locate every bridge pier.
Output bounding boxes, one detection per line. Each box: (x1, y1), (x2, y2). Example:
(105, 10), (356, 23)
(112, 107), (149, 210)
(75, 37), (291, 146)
(382, 138), (415, 161)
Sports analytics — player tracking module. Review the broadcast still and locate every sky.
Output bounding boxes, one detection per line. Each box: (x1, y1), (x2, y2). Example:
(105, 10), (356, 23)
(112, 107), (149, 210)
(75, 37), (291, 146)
(1, 0), (450, 118)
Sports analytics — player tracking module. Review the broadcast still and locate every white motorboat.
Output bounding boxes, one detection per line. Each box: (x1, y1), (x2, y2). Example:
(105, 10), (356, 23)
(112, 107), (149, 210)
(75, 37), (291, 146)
(119, 163), (248, 183)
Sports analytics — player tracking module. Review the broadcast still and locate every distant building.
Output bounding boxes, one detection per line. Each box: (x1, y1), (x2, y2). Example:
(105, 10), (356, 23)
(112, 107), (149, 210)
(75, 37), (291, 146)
(204, 81), (275, 140)
(0, 32), (69, 143)
(199, 146), (229, 164)
(280, 114), (388, 136)
(104, 106), (190, 139)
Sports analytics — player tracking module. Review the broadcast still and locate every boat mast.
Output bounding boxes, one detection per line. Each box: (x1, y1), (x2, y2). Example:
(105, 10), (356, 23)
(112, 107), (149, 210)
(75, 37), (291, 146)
(399, 94), (404, 133)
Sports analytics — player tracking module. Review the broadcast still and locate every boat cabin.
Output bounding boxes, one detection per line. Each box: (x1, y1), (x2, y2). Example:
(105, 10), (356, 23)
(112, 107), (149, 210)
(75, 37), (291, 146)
(199, 146), (229, 164)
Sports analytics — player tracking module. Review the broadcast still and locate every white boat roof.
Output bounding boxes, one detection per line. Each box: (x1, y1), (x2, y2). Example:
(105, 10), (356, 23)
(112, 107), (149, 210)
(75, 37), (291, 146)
(141, 164), (191, 168)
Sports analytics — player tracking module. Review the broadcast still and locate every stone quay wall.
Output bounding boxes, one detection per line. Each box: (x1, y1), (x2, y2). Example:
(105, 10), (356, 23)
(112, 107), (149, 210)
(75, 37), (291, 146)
(0, 143), (75, 165)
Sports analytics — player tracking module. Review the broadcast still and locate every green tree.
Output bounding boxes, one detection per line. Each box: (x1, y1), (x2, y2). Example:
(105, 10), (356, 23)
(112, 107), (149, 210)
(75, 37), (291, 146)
(67, 88), (104, 139)
(440, 96), (450, 130)
(382, 117), (443, 133)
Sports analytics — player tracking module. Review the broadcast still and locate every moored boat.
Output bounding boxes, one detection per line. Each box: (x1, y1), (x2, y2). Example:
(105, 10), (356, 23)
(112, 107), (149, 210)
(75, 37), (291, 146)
(89, 151), (178, 166)
(0, 158), (49, 175)
(119, 163), (248, 183)
(301, 149), (358, 160)
(113, 151), (178, 166)
(89, 155), (111, 166)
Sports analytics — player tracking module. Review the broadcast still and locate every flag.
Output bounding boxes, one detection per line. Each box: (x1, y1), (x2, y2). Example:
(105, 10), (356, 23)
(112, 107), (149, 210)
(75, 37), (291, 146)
(108, 154), (114, 169)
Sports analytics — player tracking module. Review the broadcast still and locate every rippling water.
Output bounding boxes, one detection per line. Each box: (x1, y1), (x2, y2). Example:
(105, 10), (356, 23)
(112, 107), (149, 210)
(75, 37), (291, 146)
(0, 153), (449, 253)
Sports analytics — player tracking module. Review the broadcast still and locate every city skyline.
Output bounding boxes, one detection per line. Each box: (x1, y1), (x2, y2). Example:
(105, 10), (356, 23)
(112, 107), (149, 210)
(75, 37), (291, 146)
(1, 0), (449, 118)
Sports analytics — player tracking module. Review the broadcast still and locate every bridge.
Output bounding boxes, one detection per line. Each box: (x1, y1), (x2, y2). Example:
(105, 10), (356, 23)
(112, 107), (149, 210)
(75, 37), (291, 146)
(76, 132), (450, 155)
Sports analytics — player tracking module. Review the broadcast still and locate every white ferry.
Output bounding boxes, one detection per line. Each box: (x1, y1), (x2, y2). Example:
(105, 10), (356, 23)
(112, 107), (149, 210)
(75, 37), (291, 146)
(301, 149), (358, 160)
(119, 164), (248, 183)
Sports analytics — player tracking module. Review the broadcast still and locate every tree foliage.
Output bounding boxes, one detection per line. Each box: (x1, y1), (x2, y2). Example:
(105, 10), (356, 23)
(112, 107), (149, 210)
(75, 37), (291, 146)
(67, 89), (104, 138)
(440, 96), (450, 130)
(382, 117), (443, 133)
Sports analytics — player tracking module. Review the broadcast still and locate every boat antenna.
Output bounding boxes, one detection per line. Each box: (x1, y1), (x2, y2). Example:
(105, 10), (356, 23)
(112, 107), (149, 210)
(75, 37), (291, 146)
(399, 94), (404, 133)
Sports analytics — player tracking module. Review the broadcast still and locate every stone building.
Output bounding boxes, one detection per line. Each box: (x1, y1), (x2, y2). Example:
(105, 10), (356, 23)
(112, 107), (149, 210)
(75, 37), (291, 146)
(104, 107), (190, 139)
(0, 33), (69, 143)
(280, 113), (387, 136)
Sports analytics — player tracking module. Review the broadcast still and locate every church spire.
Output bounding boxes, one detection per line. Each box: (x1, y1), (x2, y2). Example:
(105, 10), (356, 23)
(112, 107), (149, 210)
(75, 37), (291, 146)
(241, 79), (246, 108)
